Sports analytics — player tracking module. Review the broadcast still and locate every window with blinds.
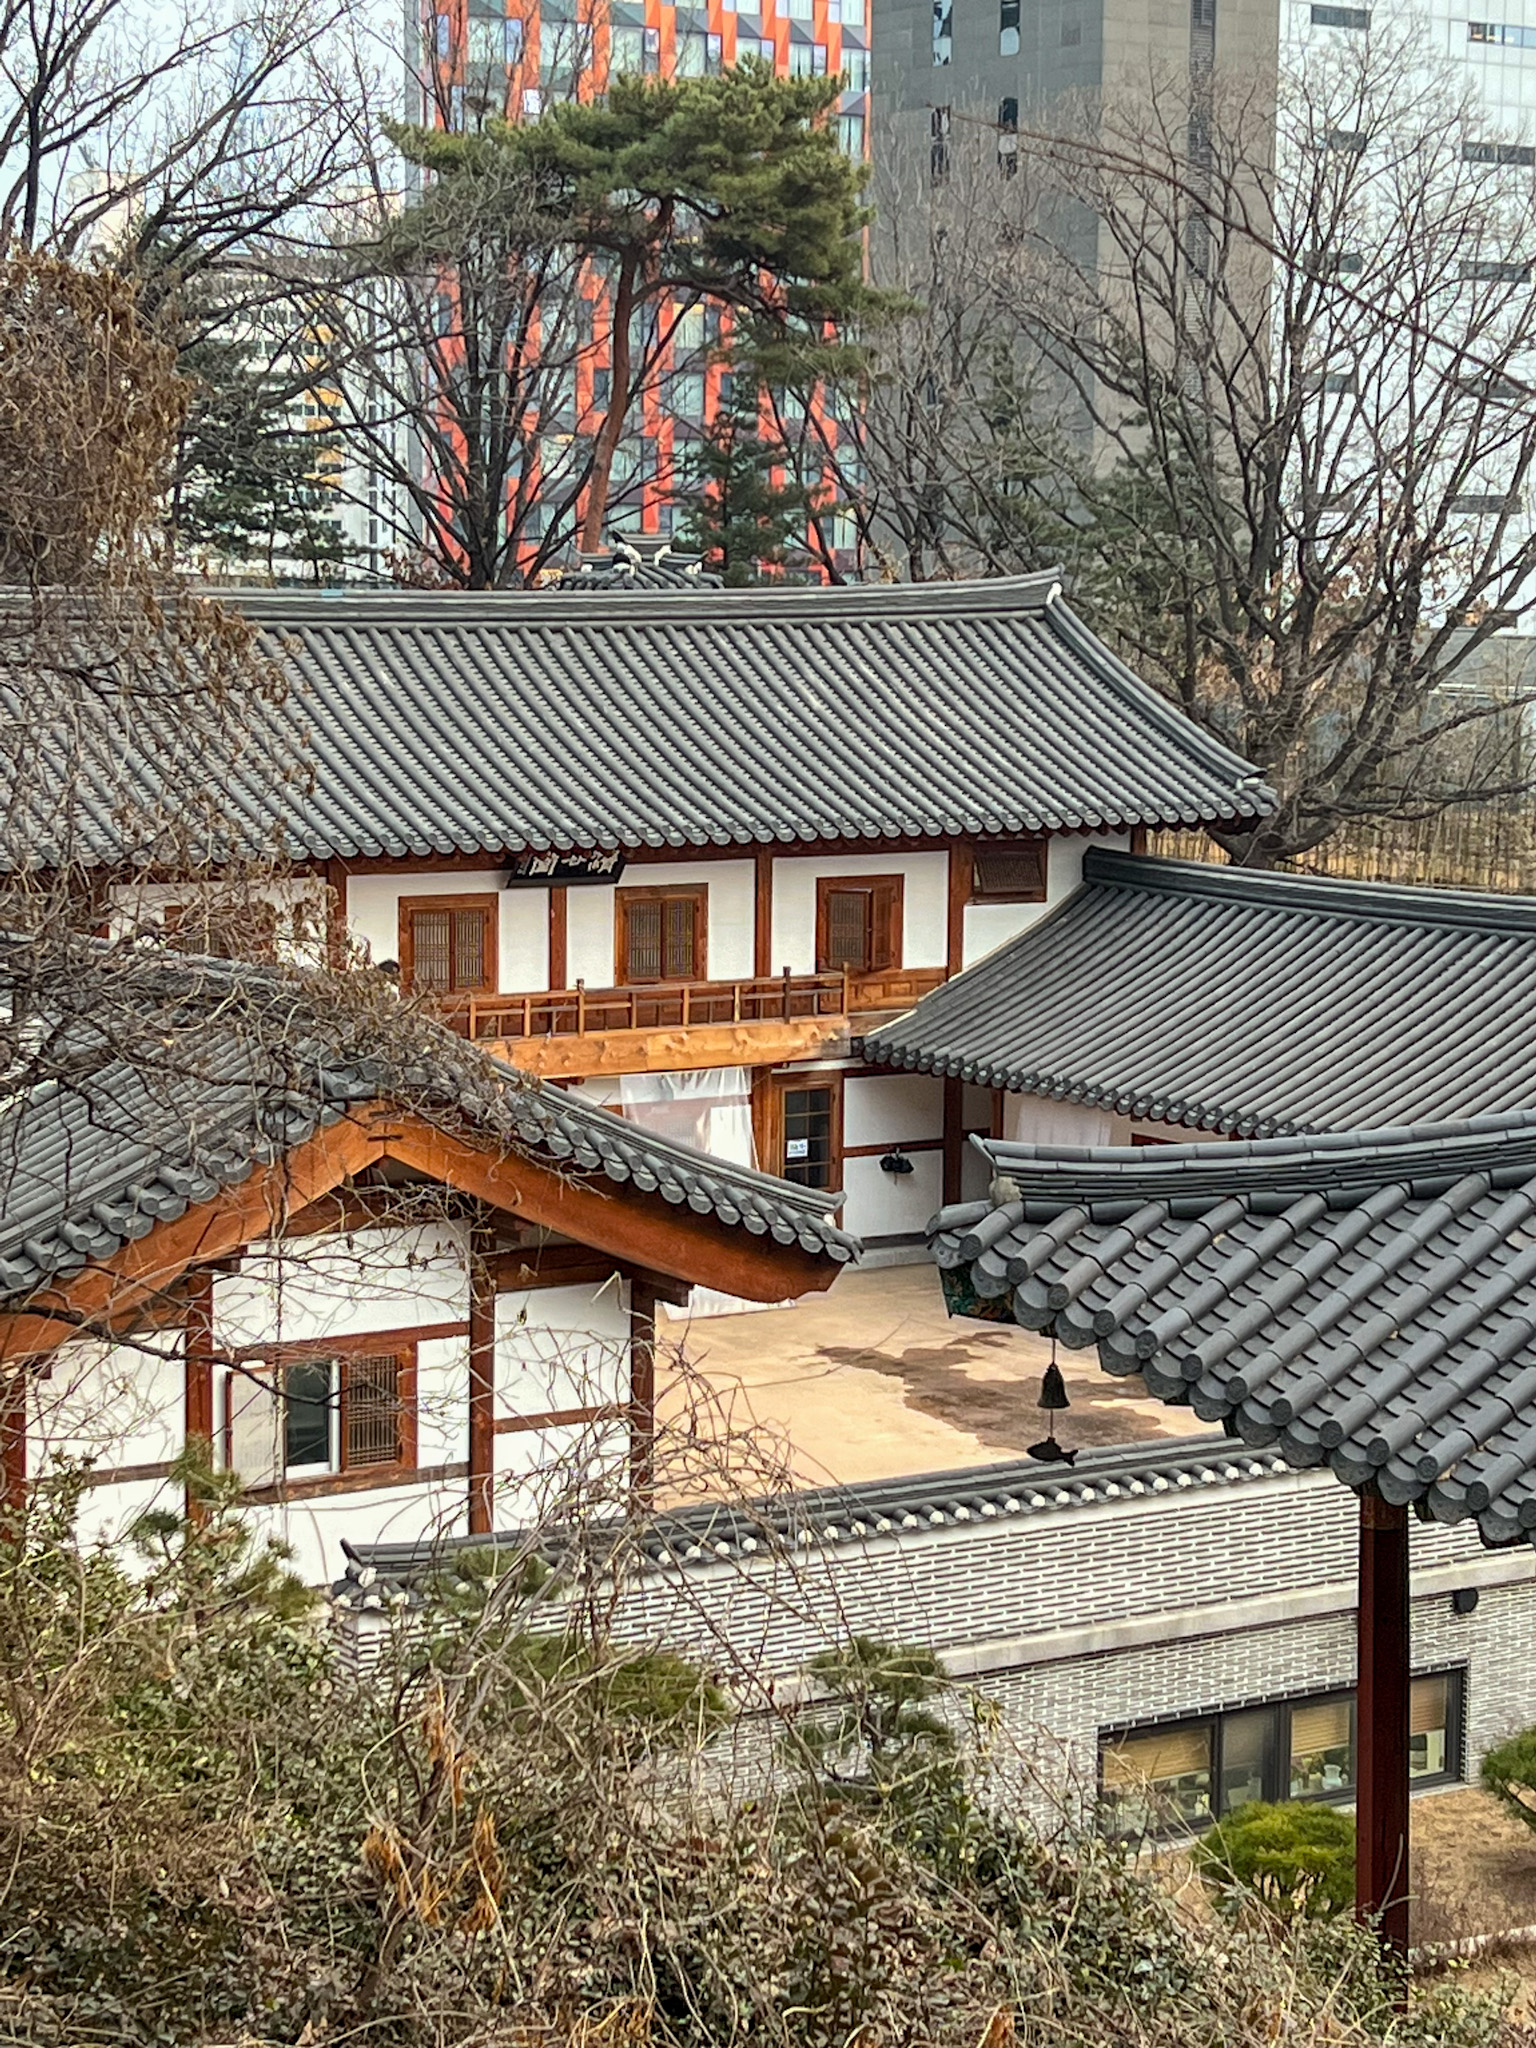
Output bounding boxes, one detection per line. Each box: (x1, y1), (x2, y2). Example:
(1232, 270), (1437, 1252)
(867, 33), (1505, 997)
(616, 888), (706, 982)
(815, 875), (903, 973)
(1101, 1670), (1462, 1836)
(971, 840), (1048, 903)
(400, 896), (496, 995)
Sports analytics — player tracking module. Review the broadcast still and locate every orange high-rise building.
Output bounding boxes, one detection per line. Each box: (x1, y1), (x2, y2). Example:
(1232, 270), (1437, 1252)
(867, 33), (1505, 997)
(418, 0), (869, 569)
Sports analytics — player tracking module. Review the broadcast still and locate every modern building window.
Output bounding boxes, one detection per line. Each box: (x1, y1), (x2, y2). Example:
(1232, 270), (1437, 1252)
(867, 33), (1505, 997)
(1311, 4), (1369, 24)
(931, 104), (951, 180)
(972, 839), (1047, 901)
(1470, 20), (1536, 43)
(611, 23), (645, 71)
(675, 28), (708, 71)
(933, 0), (953, 63)
(1306, 247), (1364, 275)
(1323, 127), (1368, 151)
(223, 1342), (418, 1487)
(842, 46), (870, 89)
(815, 875), (904, 974)
(616, 886), (708, 983)
(399, 895), (499, 996)
(1464, 139), (1536, 164)
(789, 40), (827, 72)
(1061, 20), (1082, 42)
(1100, 1671), (1465, 1836)
(1000, 0), (1020, 53)
(1450, 491), (1524, 512)
(838, 112), (866, 156)
(998, 96), (1019, 173)
(1459, 258), (1533, 281)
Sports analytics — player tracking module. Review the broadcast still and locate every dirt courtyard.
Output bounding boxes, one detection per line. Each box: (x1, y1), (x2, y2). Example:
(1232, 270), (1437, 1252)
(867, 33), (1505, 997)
(658, 1259), (1211, 1491)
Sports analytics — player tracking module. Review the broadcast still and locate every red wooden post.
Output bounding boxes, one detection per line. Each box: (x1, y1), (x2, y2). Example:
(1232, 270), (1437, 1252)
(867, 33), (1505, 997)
(942, 1075), (967, 1206)
(781, 965), (792, 1021)
(629, 1278), (657, 1504)
(183, 1267), (216, 1523)
(467, 1223), (496, 1536)
(1, 1366), (27, 1524)
(1357, 1492), (1411, 1955)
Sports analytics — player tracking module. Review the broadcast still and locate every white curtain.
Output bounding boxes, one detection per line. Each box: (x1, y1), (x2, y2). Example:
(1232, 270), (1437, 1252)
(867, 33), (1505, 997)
(1003, 1092), (1116, 1149)
(619, 1068), (785, 1318)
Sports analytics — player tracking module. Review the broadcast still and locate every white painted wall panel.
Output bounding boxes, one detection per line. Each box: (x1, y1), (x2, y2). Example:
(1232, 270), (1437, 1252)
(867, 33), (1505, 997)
(248, 1479), (469, 1587)
(770, 852), (948, 974)
(843, 1072), (943, 1148)
(346, 869), (505, 971)
(32, 1335), (183, 1472)
(567, 882), (618, 985)
(495, 1278), (630, 1416)
(215, 1224), (469, 1349)
(842, 1149), (942, 1239)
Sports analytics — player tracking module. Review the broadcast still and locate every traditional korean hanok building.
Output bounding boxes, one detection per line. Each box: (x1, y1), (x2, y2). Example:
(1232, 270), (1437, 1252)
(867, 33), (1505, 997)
(0, 941), (854, 1583)
(862, 847), (1536, 1158)
(104, 572), (1267, 1264)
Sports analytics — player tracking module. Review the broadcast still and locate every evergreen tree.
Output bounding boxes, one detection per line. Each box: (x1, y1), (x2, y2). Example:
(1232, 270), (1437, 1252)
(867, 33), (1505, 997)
(674, 372), (813, 584)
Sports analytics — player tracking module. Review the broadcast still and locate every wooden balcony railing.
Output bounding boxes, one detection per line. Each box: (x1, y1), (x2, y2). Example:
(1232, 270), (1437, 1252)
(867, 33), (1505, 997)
(458, 966), (945, 1043)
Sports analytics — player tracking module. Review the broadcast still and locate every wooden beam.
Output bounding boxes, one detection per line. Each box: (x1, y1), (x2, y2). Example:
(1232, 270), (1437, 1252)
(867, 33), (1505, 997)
(324, 856), (349, 969)
(1, 1366), (26, 1521)
(494, 1402), (618, 1435)
(754, 851), (774, 980)
(947, 843), (971, 977)
(490, 1015), (849, 1080)
(630, 1277), (657, 1503)
(183, 1267), (215, 1523)
(942, 1077), (967, 1205)
(468, 1220), (496, 1536)
(990, 1089), (1006, 1141)
(0, 1114), (382, 1365)
(383, 1118), (843, 1303)
(1356, 1492), (1411, 1955)
(548, 884), (568, 993)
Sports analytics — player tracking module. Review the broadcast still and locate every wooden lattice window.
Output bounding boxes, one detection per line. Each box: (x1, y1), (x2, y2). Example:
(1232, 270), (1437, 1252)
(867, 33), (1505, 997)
(815, 876), (903, 974)
(971, 840), (1047, 903)
(616, 887), (707, 983)
(399, 895), (497, 995)
(223, 1341), (417, 1486)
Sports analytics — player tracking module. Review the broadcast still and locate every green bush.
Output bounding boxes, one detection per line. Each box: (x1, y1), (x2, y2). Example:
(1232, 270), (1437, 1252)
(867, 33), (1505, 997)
(1480, 1724), (1536, 1835)
(1191, 1800), (1356, 1919)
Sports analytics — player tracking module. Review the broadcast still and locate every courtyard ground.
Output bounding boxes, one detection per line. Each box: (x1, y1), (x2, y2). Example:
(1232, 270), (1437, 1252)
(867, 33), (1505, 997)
(659, 1259), (1211, 1492)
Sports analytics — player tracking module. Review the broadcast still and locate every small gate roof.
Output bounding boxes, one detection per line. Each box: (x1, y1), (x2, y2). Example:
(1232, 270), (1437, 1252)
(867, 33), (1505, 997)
(863, 849), (1536, 1135)
(930, 1113), (1536, 1548)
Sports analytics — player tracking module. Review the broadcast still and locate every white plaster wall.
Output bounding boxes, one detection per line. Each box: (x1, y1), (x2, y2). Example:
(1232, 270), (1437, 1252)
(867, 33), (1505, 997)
(215, 1224), (469, 1348)
(106, 877), (329, 965)
(843, 1149), (943, 1239)
(843, 1072), (943, 1148)
(495, 1277), (631, 1416)
(247, 1479), (469, 1588)
(32, 1334), (184, 1472)
(493, 1416), (630, 1527)
(567, 882), (617, 985)
(770, 852), (948, 974)
(962, 832), (1131, 967)
(622, 860), (755, 980)
(1002, 1096), (1133, 1147)
(344, 870), (551, 992)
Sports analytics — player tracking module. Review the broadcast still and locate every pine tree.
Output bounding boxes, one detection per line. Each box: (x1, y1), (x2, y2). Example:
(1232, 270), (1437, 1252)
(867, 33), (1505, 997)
(674, 373), (813, 585)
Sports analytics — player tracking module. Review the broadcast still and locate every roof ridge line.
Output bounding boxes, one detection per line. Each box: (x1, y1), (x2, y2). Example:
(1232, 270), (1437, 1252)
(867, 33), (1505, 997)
(1084, 846), (1536, 930)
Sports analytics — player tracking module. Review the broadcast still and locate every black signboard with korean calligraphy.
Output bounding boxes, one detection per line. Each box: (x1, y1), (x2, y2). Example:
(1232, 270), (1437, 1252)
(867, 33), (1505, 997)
(505, 850), (627, 887)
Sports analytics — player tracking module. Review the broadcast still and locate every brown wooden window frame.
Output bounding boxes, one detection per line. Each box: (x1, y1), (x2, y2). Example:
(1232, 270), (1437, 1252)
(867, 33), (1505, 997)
(398, 893), (499, 997)
(970, 839), (1048, 904)
(815, 875), (904, 975)
(615, 884), (708, 984)
(222, 1328), (427, 1487)
(766, 1069), (844, 1190)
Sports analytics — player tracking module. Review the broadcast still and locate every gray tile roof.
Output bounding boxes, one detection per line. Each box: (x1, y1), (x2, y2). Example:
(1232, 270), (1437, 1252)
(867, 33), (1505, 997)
(329, 1435), (1286, 1606)
(0, 941), (856, 1306)
(550, 544), (722, 590)
(930, 1113), (1536, 1547)
(862, 850), (1536, 1136)
(186, 574), (1268, 864)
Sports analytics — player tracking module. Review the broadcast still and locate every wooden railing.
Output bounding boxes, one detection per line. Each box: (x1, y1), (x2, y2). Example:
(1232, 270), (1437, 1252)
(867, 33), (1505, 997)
(460, 966), (946, 1042)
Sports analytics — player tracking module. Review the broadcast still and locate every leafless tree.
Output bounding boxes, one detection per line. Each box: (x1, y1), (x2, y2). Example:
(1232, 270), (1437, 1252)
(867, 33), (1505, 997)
(851, 39), (1536, 866)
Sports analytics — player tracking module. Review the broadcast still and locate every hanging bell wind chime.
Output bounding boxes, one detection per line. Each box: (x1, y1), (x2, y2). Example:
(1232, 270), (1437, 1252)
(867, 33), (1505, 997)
(1027, 1337), (1077, 1465)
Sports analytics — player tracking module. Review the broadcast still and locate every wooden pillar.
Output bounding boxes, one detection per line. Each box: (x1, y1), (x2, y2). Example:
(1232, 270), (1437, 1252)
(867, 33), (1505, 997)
(942, 1075), (967, 1206)
(183, 1267), (215, 1522)
(468, 1223), (496, 1536)
(990, 1088), (1006, 1141)
(1, 1366), (27, 1523)
(1356, 1492), (1411, 1954)
(323, 856), (349, 969)
(946, 842), (971, 978)
(629, 1277), (657, 1504)
(548, 884), (568, 991)
(753, 850), (774, 981)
